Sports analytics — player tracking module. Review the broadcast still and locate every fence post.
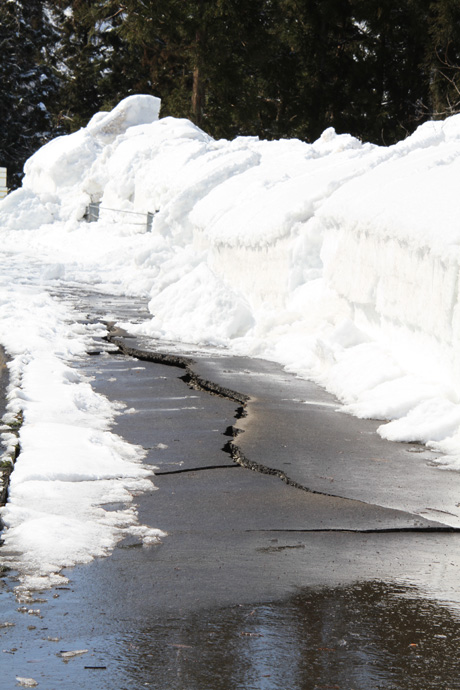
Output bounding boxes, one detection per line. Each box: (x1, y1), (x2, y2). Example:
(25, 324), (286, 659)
(84, 202), (101, 222)
(146, 211), (154, 232)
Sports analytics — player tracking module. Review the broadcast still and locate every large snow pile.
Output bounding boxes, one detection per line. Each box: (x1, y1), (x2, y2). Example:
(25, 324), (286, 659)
(2, 94), (460, 588)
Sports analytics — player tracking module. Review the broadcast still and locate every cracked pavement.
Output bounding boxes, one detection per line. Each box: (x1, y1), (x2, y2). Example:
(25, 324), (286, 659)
(112, 331), (460, 533)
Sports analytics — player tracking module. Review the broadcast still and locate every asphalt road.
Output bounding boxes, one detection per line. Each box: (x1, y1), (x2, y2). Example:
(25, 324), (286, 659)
(1, 293), (460, 689)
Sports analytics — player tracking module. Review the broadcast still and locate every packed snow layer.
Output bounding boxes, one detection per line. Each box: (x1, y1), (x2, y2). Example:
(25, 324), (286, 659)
(2, 94), (460, 587)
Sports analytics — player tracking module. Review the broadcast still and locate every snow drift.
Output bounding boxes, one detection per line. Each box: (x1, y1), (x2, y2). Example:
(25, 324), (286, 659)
(2, 93), (460, 588)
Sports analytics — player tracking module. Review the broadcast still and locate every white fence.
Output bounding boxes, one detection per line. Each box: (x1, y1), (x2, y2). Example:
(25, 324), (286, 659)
(0, 168), (7, 199)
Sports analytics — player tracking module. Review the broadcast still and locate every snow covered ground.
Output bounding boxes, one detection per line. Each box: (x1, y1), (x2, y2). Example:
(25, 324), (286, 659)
(1, 94), (460, 592)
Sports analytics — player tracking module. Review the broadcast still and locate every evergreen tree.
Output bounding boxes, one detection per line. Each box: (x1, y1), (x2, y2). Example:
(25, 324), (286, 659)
(273, 0), (431, 144)
(179, 0), (279, 137)
(273, 0), (362, 140)
(0, 0), (59, 186)
(94, 0), (189, 118)
(95, 0), (279, 138)
(46, 0), (107, 131)
(351, 0), (430, 143)
(426, 0), (460, 118)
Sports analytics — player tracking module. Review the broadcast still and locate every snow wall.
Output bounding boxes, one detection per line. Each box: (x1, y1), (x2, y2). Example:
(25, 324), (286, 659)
(2, 94), (460, 465)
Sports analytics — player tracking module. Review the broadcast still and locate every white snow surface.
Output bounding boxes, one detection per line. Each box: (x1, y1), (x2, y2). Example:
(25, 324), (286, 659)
(0, 284), (164, 594)
(2, 94), (460, 588)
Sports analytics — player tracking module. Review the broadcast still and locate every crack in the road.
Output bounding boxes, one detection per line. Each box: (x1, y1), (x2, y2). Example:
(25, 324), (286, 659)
(105, 328), (459, 533)
(108, 332), (249, 406)
(155, 464), (241, 476)
(248, 526), (460, 534)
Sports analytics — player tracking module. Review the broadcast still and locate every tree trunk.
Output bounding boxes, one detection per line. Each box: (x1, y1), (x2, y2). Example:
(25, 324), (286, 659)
(192, 28), (205, 127)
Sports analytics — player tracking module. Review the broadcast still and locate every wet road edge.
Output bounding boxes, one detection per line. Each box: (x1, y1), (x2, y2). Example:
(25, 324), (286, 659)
(0, 345), (17, 508)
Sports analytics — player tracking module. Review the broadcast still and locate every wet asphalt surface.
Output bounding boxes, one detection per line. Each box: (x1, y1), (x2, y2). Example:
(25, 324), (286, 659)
(1, 292), (460, 689)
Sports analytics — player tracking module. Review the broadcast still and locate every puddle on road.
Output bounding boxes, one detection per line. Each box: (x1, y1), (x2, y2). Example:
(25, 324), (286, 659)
(108, 581), (460, 690)
(4, 578), (460, 689)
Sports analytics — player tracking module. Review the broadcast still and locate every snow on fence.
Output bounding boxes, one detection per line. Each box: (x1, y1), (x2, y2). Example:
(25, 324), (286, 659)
(83, 202), (156, 232)
(0, 168), (7, 199)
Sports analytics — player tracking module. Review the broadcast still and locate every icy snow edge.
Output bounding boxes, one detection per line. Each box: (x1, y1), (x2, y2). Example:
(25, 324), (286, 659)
(0, 286), (165, 595)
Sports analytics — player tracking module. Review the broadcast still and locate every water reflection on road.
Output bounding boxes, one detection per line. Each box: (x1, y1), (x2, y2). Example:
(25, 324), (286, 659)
(115, 581), (460, 690)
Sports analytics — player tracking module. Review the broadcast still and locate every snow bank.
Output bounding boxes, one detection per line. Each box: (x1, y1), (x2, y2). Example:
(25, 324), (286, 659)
(2, 94), (460, 587)
(1, 94), (161, 226)
(0, 285), (164, 594)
